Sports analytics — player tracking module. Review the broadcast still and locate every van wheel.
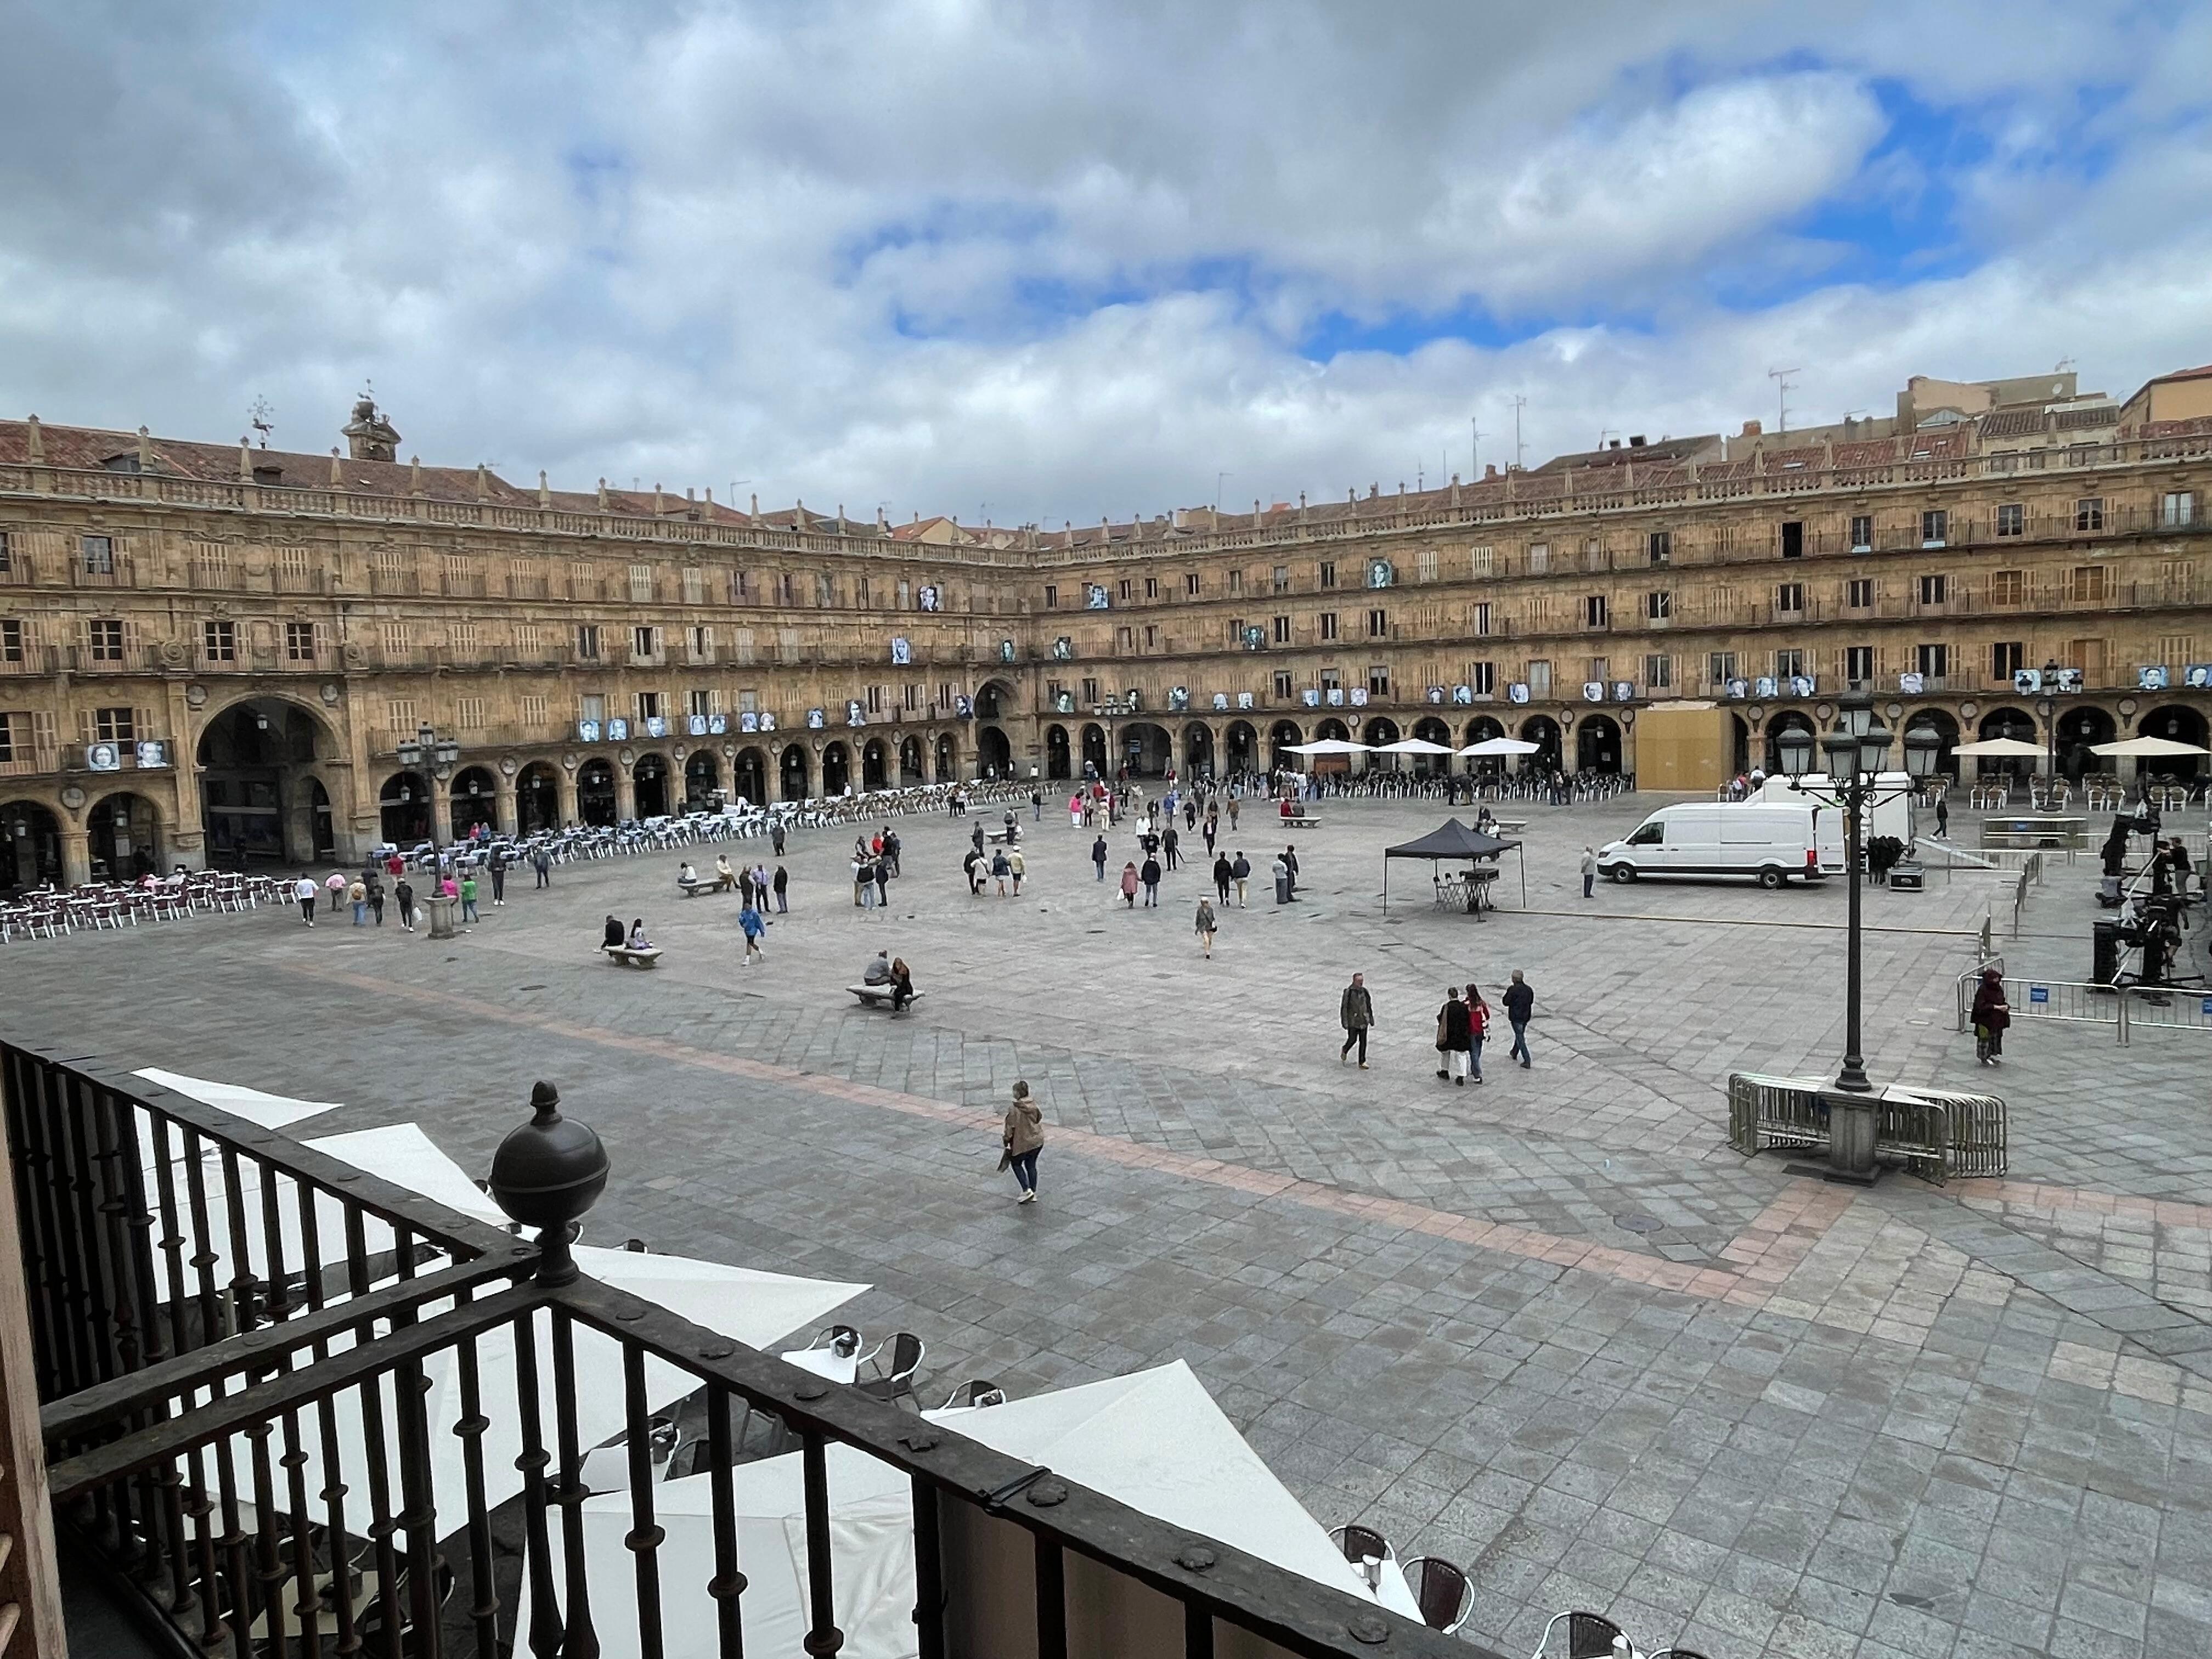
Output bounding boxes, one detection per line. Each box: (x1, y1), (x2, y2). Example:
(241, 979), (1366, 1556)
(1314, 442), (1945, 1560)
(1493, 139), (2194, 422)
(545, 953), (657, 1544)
(1757, 867), (1785, 889)
(1609, 865), (1636, 883)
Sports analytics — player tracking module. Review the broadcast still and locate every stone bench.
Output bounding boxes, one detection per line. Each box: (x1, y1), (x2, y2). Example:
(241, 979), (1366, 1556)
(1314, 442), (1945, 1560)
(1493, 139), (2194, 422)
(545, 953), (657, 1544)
(604, 945), (663, 969)
(848, 983), (921, 1012)
(677, 879), (732, 898)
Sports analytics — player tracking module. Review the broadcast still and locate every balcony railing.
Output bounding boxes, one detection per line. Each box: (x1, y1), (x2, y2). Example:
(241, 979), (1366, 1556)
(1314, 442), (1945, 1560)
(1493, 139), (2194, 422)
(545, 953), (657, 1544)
(8, 1045), (1486, 1659)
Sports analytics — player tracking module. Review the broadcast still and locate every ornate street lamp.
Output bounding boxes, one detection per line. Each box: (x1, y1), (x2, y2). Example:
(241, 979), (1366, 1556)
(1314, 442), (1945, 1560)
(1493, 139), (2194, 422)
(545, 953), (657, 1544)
(395, 722), (463, 937)
(1780, 691), (1942, 1103)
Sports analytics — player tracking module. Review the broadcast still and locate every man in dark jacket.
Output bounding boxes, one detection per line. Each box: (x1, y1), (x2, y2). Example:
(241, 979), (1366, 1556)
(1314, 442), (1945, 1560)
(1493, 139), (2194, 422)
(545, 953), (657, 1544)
(1139, 854), (1162, 907)
(1339, 973), (1374, 1068)
(1231, 851), (1251, 907)
(1503, 970), (1534, 1068)
(1212, 852), (1233, 904)
(1091, 834), (1109, 881)
(1163, 823), (1181, 870)
(1282, 844), (1300, 901)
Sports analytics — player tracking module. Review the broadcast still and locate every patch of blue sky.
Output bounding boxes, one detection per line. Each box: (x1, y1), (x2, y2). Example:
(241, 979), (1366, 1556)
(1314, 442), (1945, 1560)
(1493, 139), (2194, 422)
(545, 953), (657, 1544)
(833, 200), (1058, 287)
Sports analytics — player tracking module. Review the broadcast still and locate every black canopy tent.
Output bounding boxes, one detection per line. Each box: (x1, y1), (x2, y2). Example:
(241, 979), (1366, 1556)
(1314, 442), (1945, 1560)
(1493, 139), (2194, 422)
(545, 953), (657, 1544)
(1383, 817), (1526, 910)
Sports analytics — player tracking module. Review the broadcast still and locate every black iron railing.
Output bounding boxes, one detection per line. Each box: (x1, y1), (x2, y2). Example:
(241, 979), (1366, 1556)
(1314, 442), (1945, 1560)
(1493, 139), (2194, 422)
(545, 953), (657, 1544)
(6, 1042), (1493, 1659)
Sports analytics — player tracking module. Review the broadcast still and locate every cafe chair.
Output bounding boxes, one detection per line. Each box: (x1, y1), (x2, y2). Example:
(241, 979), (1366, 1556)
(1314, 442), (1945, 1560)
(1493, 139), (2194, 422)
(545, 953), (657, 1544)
(1403, 1556), (1474, 1635)
(1531, 1609), (1631, 1658)
(1651, 1649), (1713, 1659)
(806, 1323), (862, 1359)
(856, 1333), (926, 1408)
(1328, 1524), (1393, 1566)
(942, 1378), (1008, 1408)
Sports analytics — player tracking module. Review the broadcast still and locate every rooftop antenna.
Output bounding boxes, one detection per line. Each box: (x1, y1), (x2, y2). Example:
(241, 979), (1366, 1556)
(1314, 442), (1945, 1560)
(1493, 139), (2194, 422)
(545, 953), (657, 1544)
(2053, 358), (2076, 375)
(1214, 471), (1233, 516)
(1470, 416), (1484, 478)
(1510, 396), (1528, 470)
(249, 397), (274, 449)
(1768, 366), (1799, 433)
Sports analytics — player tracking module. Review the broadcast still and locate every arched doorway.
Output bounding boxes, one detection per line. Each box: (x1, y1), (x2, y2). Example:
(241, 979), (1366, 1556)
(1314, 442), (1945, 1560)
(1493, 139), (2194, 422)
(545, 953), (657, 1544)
(89, 791), (162, 878)
(932, 734), (955, 782)
(684, 751), (721, 810)
(451, 766), (498, 836)
(977, 729), (1011, 777)
(1976, 708), (2038, 778)
(1183, 724), (1214, 777)
(1363, 717), (1401, 748)
(975, 680), (1015, 720)
(733, 747), (767, 805)
(779, 746), (811, 802)
(1, 802), (63, 892)
(1729, 713), (1751, 777)
(1267, 721), (1303, 770)
(1314, 718), (1351, 742)
(822, 742), (851, 795)
(861, 740), (888, 792)
(2055, 707), (2114, 781)
(900, 737), (925, 785)
(1044, 725), (1071, 780)
(1519, 716), (1562, 773)
(379, 771), (431, 846)
(1903, 710), (1959, 780)
(308, 778), (335, 859)
(1080, 724), (1108, 776)
(1411, 716), (1454, 776)
(516, 762), (560, 833)
(577, 760), (618, 825)
(1224, 721), (1257, 773)
(1577, 714), (1622, 774)
(195, 697), (336, 866)
(1763, 712), (1815, 775)
(633, 753), (671, 817)
(1121, 723), (1171, 776)
(2138, 704), (2209, 777)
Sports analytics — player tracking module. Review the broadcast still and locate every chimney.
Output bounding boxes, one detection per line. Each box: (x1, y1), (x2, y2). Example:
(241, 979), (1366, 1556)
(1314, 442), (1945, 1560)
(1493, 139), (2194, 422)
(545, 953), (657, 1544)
(24, 415), (42, 461)
(1629, 435), (1646, 448)
(1609, 439), (1621, 449)
(1740, 419), (1762, 437)
(1485, 464), (1498, 481)
(539, 470), (552, 507)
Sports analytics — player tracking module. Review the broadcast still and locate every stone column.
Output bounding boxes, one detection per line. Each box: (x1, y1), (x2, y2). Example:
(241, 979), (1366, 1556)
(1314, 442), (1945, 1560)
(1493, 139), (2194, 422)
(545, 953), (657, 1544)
(614, 762), (637, 822)
(430, 777), (455, 845)
(494, 777), (518, 837)
(59, 827), (92, 888)
(556, 767), (580, 828)
(284, 781), (320, 866)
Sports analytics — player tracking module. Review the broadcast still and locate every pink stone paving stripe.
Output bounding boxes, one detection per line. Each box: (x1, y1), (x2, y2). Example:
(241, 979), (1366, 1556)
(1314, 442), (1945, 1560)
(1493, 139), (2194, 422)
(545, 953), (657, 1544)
(1953, 1177), (2212, 1232)
(292, 962), (1861, 1307)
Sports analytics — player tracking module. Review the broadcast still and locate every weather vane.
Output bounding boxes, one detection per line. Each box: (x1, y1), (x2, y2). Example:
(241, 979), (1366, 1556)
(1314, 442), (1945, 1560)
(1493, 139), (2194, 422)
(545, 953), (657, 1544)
(249, 397), (274, 449)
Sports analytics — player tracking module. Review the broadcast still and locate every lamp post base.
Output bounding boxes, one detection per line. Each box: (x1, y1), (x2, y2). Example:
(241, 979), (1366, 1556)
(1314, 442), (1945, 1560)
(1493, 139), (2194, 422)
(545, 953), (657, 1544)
(1827, 1093), (1881, 1183)
(423, 895), (459, 941)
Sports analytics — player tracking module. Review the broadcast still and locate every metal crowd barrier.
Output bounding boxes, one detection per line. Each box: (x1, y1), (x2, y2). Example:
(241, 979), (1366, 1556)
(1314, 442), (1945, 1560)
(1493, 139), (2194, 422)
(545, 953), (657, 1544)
(1726, 1073), (2006, 1184)
(1956, 968), (2212, 1045)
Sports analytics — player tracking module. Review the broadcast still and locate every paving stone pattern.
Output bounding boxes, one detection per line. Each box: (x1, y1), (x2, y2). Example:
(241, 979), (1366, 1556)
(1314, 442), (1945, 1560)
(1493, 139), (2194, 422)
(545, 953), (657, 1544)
(5, 793), (2210, 1659)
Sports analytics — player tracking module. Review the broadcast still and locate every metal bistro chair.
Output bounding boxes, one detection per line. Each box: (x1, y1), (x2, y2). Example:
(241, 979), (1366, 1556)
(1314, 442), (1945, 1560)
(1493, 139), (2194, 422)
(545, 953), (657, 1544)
(856, 1332), (926, 1409)
(1531, 1609), (1631, 1658)
(1402, 1556), (1474, 1635)
(1650, 1649), (1714, 1659)
(1327, 1524), (1396, 1592)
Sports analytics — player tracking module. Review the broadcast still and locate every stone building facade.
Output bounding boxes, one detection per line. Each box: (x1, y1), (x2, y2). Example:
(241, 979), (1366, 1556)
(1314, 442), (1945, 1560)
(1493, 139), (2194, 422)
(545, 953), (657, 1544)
(2, 385), (2208, 887)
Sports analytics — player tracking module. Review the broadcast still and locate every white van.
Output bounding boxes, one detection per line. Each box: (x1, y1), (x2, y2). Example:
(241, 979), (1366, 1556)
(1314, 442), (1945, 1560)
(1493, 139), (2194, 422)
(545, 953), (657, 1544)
(1596, 803), (1831, 888)
(1745, 773), (1916, 851)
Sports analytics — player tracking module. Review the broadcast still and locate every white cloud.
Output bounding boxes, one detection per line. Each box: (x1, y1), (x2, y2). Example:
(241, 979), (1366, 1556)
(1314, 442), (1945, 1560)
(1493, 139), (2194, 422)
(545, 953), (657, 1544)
(0, 0), (2207, 527)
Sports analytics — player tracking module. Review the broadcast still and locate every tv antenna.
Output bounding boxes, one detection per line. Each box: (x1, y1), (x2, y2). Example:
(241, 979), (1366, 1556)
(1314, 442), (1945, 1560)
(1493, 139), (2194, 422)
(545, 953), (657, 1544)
(1510, 396), (1528, 470)
(249, 397), (274, 449)
(1470, 416), (1484, 477)
(1768, 367), (1799, 433)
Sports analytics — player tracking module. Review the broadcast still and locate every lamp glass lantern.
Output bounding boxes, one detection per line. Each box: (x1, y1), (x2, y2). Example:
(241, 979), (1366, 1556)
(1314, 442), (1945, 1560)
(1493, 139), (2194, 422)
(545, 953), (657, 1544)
(1776, 725), (1816, 779)
(1820, 727), (1858, 780)
(1836, 690), (1875, 739)
(1856, 719), (1893, 780)
(1902, 726), (1942, 778)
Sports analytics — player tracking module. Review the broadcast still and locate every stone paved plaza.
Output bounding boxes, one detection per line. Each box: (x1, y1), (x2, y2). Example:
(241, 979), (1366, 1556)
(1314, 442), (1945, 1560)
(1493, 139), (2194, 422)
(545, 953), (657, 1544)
(7, 792), (2211, 1659)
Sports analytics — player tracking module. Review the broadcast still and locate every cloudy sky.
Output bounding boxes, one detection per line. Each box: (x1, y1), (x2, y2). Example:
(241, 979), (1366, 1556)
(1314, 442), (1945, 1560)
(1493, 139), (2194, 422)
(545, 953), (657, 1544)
(4, 1), (2209, 524)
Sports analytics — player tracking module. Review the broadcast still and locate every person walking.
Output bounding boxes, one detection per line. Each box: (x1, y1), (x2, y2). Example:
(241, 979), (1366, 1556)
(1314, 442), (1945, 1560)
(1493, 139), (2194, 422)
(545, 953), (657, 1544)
(738, 899), (768, 965)
(1119, 861), (1139, 908)
(348, 877), (369, 926)
(1580, 846), (1598, 899)
(459, 873), (481, 924)
(1282, 844), (1300, 900)
(1002, 1080), (1045, 1204)
(1163, 823), (1181, 871)
(366, 873), (386, 926)
(770, 821), (787, 857)
(1031, 787), (1043, 822)
(963, 848), (983, 895)
(1008, 846), (1026, 895)
(1231, 851), (1251, 908)
(1139, 854), (1161, 907)
(1435, 986), (1473, 1085)
(1203, 814), (1217, 856)
(874, 856), (891, 909)
(853, 854), (871, 908)
(1465, 983), (1489, 1082)
(1091, 834), (1109, 881)
(532, 845), (552, 889)
(488, 850), (508, 906)
(1934, 794), (1950, 838)
(1339, 973), (1374, 1068)
(394, 878), (416, 933)
(772, 864), (789, 912)
(1971, 967), (2010, 1065)
(296, 873), (319, 926)
(1194, 896), (1217, 958)
(991, 848), (1012, 896)
(1212, 851), (1233, 904)
(1503, 970), (1534, 1068)
(1227, 797), (1240, 831)
(325, 870), (348, 917)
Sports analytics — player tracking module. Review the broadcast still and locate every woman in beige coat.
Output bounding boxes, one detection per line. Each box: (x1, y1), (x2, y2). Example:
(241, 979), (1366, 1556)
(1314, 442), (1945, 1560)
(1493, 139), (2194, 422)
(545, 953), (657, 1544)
(1002, 1080), (1045, 1204)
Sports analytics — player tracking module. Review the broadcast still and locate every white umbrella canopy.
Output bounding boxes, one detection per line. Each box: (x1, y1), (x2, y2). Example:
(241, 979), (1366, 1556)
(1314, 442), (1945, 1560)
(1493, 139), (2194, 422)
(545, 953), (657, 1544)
(1374, 737), (1454, 755)
(1950, 737), (2046, 757)
(2091, 735), (2211, 757)
(1284, 738), (1371, 755)
(544, 1361), (1420, 1659)
(134, 1068), (341, 1131)
(1459, 736), (1541, 757)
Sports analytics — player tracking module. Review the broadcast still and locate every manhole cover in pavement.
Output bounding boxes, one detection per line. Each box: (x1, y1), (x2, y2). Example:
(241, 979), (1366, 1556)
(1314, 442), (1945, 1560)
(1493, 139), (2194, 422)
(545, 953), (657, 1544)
(1613, 1214), (1664, 1234)
(1888, 1592), (1936, 1611)
(515, 984), (546, 991)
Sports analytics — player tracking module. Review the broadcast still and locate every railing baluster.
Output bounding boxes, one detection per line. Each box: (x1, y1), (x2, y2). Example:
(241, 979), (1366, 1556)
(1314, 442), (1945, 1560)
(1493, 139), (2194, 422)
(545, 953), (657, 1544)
(2, 1051), (62, 1398)
(396, 1352), (445, 1659)
(53, 1068), (106, 1393)
(343, 1209), (404, 1659)
(623, 1342), (667, 1659)
(148, 1114), (193, 1360)
(91, 1081), (147, 1380)
(512, 1307), (566, 1659)
(298, 1180), (365, 1659)
(1034, 1533), (1066, 1659)
(706, 1385), (747, 1659)
(245, 1377), (287, 1648)
(1185, 1599), (1216, 1659)
(220, 1145), (260, 1335)
(550, 1307), (600, 1659)
(800, 1431), (844, 1658)
(179, 1125), (225, 1355)
(910, 1475), (943, 1659)
(452, 1288), (501, 1659)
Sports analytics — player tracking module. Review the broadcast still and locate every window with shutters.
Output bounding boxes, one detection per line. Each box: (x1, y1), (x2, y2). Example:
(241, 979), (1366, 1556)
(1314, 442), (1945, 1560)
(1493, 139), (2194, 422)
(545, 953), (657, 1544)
(450, 620), (479, 659)
(1471, 602), (1491, 637)
(1844, 645), (1874, 683)
(2074, 498), (2105, 532)
(1989, 570), (2024, 607)
(1918, 574), (1947, 604)
(1774, 649), (1806, 679)
(1368, 608), (1390, 638)
(94, 706), (136, 742)
(1417, 549), (1439, 583)
(730, 629), (755, 666)
(688, 625), (712, 661)
(1849, 515), (1873, 551)
(1646, 531), (1671, 566)
(285, 622), (318, 662)
(82, 535), (114, 574)
(1646, 592), (1671, 620)
(2067, 565), (2109, 603)
(633, 625), (661, 661)
(278, 546), (313, 585)
(1846, 578), (1874, 610)
(1780, 521), (1804, 559)
(510, 558), (546, 598)
(1915, 643), (1949, 677)
(1921, 510), (1948, 548)
(865, 685), (884, 714)
(779, 573), (797, 606)
(203, 620), (236, 663)
(635, 690), (663, 722)
(515, 624), (543, 659)
(1469, 545), (1495, 578)
(1367, 664), (1390, 697)
(386, 697), (418, 733)
(380, 621), (410, 661)
(454, 697), (487, 730)
(575, 624), (601, 660)
(1469, 662), (1496, 696)
(1583, 595), (1607, 627)
(1226, 569), (1244, 596)
(1319, 613), (1339, 641)
(0, 530), (10, 571)
(2162, 491), (2196, 528)
(1271, 670), (1293, 698)
(814, 574), (833, 607)
(569, 560), (597, 599)
(1996, 503), (2023, 537)
(1775, 583), (1805, 613)
(1318, 669), (1341, 693)
(856, 575), (872, 607)
(1042, 584), (1058, 608)
(1143, 577), (1159, 600)
(1184, 573), (1200, 596)
(0, 620), (22, 662)
(2158, 633), (2194, 668)
(1643, 654), (1673, 689)
(1527, 542), (1550, 574)
(1991, 641), (2024, 680)
(682, 567), (706, 605)
(1272, 615), (1291, 644)
(520, 693), (549, 726)
(0, 713), (13, 763)
(689, 689), (715, 718)
(580, 694), (607, 725)
(1271, 567), (1290, 594)
(629, 563), (654, 602)
(1707, 651), (1737, 684)
(88, 619), (125, 662)
(1526, 659), (1552, 696)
